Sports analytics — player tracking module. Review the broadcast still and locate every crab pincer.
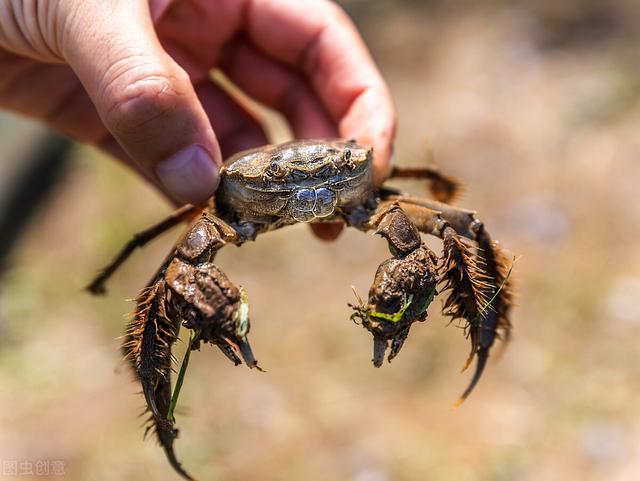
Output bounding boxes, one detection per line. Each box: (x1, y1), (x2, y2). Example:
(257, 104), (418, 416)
(351, 206), (439, 365)
(350, 247), (438, 366)
(164, 259), (261, 368)
(122, 255), (261, 480)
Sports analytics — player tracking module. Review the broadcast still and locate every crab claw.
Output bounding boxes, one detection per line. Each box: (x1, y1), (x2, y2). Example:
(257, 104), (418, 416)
(238, 337), (264, 371)
(215, 335), (264, 371)
(371, 325), (412, 367)
(372, 336), (388, 367)
(388, 327), (411, 362)
(230, 288), (263, 371)
(352, 243), (438, 366)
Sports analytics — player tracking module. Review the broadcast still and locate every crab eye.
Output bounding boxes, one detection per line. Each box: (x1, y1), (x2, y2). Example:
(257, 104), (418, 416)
(266, 159), (288, 179)
(269, 161), (280, 173)
(343, 149), (352, 161)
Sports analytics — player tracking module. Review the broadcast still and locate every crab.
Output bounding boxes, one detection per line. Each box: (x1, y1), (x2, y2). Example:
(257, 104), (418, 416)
(88, 139), (514, 480)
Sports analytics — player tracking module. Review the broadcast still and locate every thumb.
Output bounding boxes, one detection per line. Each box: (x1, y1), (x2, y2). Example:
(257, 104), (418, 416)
(59, 0), (220, 204)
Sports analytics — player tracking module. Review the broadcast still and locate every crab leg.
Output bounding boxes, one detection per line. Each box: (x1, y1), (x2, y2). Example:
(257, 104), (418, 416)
(118, 214), (238, 479)
(122, 276), (194, 480)
(370, 199), (513, 403)
(457, 223), (514, 404)
(119, 211), (256, 480)
(389, 166), (464, 204)
(381, 196), (479, 240)
(387, 196), (514, 346)
(87, 203), (202, 295)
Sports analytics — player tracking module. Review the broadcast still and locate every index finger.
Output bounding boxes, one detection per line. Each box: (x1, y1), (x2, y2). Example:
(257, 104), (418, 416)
(245, 0), (396, 184)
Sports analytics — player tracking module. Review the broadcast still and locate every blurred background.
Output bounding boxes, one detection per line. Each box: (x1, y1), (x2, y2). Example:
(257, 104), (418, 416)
(1, 0), (640, 480)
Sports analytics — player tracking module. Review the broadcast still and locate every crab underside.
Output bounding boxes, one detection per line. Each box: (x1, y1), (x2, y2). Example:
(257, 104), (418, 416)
(88, 143), (514, 480)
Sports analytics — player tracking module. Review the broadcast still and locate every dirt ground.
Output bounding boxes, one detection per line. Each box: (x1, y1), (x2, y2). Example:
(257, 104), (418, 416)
(1, 1), (640, 480)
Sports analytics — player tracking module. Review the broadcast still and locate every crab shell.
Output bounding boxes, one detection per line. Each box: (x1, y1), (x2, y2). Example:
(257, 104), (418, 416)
(216, 139), (374, 224)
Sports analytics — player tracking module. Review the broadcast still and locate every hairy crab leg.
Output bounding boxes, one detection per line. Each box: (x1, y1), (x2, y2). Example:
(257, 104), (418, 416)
(138, 212), (258, 479)
(386, 197), (514, 356)
(122, 277), (195, 480)
(456, 223), (514, 405)
(87, 203), (202, 295)
(389, 166), (464, 204)
(115, 209), (259, 480)
(370, 199), (513, 403)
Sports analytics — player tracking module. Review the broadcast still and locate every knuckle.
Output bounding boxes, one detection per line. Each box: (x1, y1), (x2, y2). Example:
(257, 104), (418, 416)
(102, 61), (188, 137)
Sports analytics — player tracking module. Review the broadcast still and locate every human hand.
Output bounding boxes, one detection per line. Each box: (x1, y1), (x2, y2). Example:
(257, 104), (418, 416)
(0, 0), (395, 234)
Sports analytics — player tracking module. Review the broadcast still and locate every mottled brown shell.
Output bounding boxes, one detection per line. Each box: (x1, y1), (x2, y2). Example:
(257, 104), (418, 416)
(165, 258), (240, 325)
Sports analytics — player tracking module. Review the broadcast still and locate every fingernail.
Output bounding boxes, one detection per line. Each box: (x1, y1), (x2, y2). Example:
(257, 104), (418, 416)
(155, 144), (219, 203)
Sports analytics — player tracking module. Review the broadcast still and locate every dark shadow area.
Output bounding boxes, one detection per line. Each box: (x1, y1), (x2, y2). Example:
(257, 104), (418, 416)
(0, 133), (74, 275)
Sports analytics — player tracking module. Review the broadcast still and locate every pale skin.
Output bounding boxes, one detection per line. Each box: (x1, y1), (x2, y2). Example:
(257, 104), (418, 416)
(0, 0), (396, 239)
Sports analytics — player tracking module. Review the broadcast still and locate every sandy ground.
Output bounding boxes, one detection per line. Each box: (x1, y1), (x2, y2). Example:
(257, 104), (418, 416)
(1, 2), (640, 480)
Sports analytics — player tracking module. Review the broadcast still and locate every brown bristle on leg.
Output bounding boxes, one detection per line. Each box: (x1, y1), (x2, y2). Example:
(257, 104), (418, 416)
(122, 281), (178, 383)
(492, 242), (515, 343)
(123, 280), (194, 480)
(438, 226), (496, 401)
(474, 229), (515, 352)
(453, 226), (515, 405)
(439, 226), (490, 327)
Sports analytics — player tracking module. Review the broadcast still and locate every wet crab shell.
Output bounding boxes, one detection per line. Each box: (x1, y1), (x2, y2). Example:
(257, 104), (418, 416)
(216, 139), (374, 224)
